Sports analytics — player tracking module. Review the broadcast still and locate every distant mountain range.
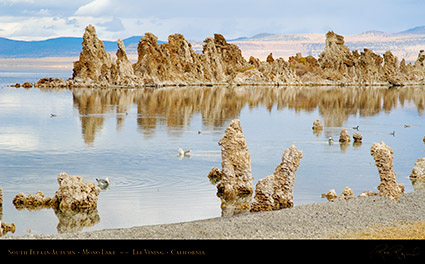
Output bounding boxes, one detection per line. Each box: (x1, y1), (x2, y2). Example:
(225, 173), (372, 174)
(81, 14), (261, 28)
(0, 26), (424, 61)
(224, 26), (425, 62)
(0, 35), (163, 58)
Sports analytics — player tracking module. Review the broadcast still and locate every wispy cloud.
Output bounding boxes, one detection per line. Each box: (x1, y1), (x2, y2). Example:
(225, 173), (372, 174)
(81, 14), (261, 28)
(0, 0), (424, 41)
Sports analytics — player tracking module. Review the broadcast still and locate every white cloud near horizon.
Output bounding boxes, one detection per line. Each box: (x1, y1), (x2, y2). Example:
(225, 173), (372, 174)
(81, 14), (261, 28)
(74, 0), (112, 16)
(0, 0), (425, 41)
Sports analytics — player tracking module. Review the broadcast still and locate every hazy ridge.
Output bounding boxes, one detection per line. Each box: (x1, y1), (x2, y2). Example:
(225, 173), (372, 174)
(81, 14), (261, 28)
(1, 26), (424, 63)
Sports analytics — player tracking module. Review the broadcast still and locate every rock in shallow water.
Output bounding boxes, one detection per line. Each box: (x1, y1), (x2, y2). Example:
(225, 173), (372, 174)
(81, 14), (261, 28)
(208, 119), (253, 216)
(12, 172), (101, 210)
(250, 144), (303, 212)
(370, 141), (404, 202)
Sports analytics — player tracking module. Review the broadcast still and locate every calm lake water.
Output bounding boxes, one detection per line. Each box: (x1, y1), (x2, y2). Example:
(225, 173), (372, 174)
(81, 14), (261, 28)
(1, 70), (425, 236)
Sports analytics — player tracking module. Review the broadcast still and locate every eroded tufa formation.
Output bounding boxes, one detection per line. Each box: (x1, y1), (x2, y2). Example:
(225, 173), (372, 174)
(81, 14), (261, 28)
(208, 119), (253, 216)
(339, 128), (351, 143)
(35, 25), (425, 88)
(312, 119), (323, 130)
(410, 157), (425, 180)
(370, 141), (404, 201)
(250, 145), (303, 212)
(410, 157), (425, 190)
(212, 119), (253, 198)
(13, 172), (101, 210)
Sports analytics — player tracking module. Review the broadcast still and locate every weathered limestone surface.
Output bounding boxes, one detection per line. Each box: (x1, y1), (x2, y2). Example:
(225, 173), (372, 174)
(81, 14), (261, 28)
(370, 142), (404, 201)
(338, 186), (354, 200)
(410, 157), (425, 191)
(321, 189), (338, 201)
(111, 39), (136, 84)
(12, 172), (101, 210)
(54, 172), (101, 210)
(410, 157), (425, 180)
(36, 25), (425, 88)
(250, 145), (303, 212)
(0, 222), (15, 236)
(339, 128), (351, 143)
(72, 25), (112, 85)
(358, 190), (378, 198)
(208, 119), (253, 216)
(214, 119), (253, 198)
(312, 119), (323, 130)
(13, 191), (53, 210)
(353, 132), (362, 143)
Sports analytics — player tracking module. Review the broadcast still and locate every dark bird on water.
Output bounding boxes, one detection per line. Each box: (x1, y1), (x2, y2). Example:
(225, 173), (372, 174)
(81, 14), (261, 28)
(95, 177), (110, 189)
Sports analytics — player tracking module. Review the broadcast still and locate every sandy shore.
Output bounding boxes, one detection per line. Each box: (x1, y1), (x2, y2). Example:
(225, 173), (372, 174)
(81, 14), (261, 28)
(4, 190), (425, 240)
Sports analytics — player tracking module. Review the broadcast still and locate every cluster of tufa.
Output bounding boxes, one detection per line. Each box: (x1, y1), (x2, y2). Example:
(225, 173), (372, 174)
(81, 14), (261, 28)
(209, 119), (303, 215)
(13, 172), (101, 211)
(34, 25), (425, 88)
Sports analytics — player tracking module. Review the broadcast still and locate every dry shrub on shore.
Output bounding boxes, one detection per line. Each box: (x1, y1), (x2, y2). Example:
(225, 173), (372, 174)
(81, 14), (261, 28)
(335, 221), (425, 239)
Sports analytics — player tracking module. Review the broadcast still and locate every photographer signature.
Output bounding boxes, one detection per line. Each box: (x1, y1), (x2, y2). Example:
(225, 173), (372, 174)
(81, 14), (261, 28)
(371, 244), (421, 261)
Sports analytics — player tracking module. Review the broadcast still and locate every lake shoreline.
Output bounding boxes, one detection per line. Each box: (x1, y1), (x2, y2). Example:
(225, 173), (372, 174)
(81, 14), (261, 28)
(4, 190), (425, 239)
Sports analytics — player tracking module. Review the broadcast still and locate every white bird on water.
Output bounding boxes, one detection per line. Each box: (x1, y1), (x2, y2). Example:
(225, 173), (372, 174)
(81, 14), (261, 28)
(177, 148), (192, 158)
(95, 177), (110, 189)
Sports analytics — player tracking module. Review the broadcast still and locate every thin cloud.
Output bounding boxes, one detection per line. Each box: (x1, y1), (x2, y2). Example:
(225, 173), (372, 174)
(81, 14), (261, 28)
(1, 0), (425, 41)
(75, 0), (112, 16)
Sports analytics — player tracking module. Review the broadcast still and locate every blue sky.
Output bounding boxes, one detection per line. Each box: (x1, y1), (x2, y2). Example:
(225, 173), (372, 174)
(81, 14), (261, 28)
(0, 0), (424, 41)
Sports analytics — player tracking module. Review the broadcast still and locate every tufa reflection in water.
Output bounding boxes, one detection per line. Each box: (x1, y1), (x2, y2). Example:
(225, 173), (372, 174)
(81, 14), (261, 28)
(67, 86), (425, 145)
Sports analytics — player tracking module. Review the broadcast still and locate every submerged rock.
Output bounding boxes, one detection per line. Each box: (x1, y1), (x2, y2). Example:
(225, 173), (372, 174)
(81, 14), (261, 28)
(370, 141), (404, 201)
(339, 128), (351, 143)
(22, 82), (33, 88)
(12, 191), (53, 210)
(312, 119), (323, 130)
(250, 145), (303, 212)
(353, 132), (362, 143)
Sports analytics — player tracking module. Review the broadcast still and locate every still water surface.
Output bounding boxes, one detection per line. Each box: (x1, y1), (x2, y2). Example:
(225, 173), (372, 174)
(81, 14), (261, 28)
(1, 70), (424, 236)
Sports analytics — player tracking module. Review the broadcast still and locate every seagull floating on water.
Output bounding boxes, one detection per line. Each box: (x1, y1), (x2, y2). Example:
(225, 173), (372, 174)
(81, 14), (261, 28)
(328, 136), (334, 145)
(177, 148), (192, 160)
(178, 148), (192, 156)
(95, 177), (110, 189)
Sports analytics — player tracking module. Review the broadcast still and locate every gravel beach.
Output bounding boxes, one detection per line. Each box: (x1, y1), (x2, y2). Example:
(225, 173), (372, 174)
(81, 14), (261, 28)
(5, 190), (425, 239)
